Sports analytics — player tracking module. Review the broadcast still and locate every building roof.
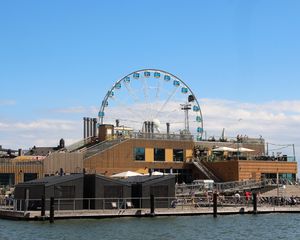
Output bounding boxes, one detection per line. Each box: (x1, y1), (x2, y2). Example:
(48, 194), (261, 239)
(25, 147), (58, 156)
(93, 174), (131, 186)
(16, 173), (131, 187)
(122, 175), (175, 184)
(17, 174), (84, 187)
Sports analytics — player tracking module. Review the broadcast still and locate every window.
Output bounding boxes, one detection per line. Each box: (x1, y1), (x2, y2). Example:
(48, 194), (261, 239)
(154, 148), (165, 161)
(173, 149), (184, 162)
(55, 186), (75, 198)
(134, 147), (145, 161)
(0, 173), (15, 186)
(24, 173), (38, 182)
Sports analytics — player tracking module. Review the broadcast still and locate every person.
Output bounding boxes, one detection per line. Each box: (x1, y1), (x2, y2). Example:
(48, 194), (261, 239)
(234, 192), (241, 204)
(245, 191), (251, 201)
(171, 199), (177, 208)
(245, 191), (251, 205)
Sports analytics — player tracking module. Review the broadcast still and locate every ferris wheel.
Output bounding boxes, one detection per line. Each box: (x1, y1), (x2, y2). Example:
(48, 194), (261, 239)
(98, 69), (204, 140)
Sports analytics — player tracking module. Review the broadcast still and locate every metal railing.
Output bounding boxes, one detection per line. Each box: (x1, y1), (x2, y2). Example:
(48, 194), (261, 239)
(2, 195), (300, 215)
(84, 138), (128, 159)
(176, 178), (299, 197)
(6, 197), (176, 212)
(65, 137), (94, 152)
(192, 161), (221, 182)
(129, 132), (194, 141)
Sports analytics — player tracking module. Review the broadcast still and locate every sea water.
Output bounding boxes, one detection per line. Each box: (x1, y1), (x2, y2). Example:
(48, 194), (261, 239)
(0, 214), (299, 240)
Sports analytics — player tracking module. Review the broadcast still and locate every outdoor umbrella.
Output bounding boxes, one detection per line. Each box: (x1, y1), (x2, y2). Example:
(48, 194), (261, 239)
(236, 147), (255, 152)
(212, 146), (237, 152)
(111, 171), (143, 178)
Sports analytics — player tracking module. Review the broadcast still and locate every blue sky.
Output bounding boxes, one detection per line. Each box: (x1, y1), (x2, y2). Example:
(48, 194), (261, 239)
(0, 0), (300, 162)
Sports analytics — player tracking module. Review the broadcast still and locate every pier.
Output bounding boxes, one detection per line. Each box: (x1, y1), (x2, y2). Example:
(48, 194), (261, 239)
(1, 196), (300, 221)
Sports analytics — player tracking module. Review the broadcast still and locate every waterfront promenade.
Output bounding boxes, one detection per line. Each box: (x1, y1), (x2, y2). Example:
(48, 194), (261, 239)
(1, 202), (300, 221)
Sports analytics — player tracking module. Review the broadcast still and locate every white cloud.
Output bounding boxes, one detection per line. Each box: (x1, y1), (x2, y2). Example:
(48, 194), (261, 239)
(0, 119), (81, 149)
(51, 106), (98, 115)
(199, 99), (300, 159)
(0, 119), (78, 131)
(0, 100), (16, 106)
(1, 99), (300, 165)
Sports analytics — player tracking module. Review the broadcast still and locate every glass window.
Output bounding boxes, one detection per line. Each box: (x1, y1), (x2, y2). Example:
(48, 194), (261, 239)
(24, 173), (38, 182)
(134, 147), (145, 161)
(173, 149), (184, 162)
(154, 148), (165, 161)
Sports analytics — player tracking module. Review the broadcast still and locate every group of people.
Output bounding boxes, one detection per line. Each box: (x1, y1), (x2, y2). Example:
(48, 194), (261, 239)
(236, 134), (249, 143)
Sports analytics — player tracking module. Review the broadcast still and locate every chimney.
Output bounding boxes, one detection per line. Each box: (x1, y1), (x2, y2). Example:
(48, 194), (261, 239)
(86, 118), (90, 138)
(83, 117), (87, 139)
(166, 123), (170, 134)
(89, 118), (93, 138)
(93, 118), (97, 137)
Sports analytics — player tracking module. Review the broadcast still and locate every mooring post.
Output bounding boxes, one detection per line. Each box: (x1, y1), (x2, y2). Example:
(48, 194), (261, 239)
(41, 195), (45, 217)
(50, 197), (54, 223)
(213, 193), (218, 218)
(253, 193), (257, 214)
(150, 194), (155, 216)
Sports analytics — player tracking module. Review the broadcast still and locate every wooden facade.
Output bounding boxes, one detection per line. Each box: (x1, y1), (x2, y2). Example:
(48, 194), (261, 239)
(205, 160), (297, 182)
(0, 136), (297, 185)
(84, 138), (194, 175)
(83, 138), (297, 182)
(0, 160), (44, 185)
(43, 152), (84, 175)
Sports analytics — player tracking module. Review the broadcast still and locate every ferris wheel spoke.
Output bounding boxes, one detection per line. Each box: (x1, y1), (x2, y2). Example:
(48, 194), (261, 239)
(109, 96), (145, 121)
(124, 82), (140, 103)
(155, 87), (180, 119)
(142, 77), (155, 121)
(164, 109), (181, 122)
(155, 77), (162, 102)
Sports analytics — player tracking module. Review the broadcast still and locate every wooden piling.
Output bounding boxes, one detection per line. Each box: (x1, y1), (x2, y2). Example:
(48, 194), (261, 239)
(49, 197), (54, 223)
(213, 193), (218, 218)
(41, 195), (45, 217)
(253, 193), (257, 214)
(150, 194), (155, 216)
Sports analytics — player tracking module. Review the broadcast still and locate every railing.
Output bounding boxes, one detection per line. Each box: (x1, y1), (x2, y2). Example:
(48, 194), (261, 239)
(263, 178), (298, 186)
(65, 137), (94, 152)
(192, 161), (221, 182)
(215, 180), (263, 193)
(84, 138), (127, 159)
(129, 132), (194, 141)
(196, 136), (265, 144)
(2, 195), (300, 215)
(176, 178), (298, 197)
(6, 197), (176, 212)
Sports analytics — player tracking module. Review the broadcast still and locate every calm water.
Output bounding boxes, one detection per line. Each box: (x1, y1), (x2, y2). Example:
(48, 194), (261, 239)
(0, 214), (300, 240)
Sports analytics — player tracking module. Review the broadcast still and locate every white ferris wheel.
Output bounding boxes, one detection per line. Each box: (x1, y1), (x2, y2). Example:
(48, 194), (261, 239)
(98, 69), (204, 140)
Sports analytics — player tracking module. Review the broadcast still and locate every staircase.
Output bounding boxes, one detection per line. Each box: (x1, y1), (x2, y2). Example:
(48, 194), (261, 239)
(214, 180), (264, 193)
(192, 161), (221, 182)
(66, 137), (94, 152)
(84, 138), (128, 159)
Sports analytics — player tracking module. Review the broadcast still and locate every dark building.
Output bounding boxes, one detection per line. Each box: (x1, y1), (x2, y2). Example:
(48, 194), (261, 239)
(84, 174), (131, 209)
(123, 175), (176, 208)
(14, 174), (84, 210)
(14, 174), (176, 210)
